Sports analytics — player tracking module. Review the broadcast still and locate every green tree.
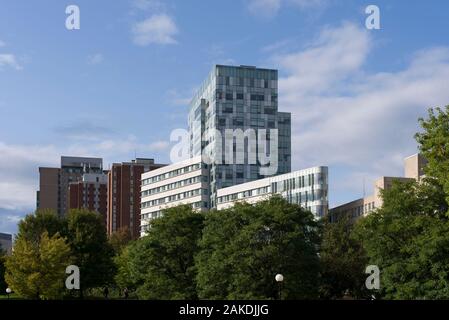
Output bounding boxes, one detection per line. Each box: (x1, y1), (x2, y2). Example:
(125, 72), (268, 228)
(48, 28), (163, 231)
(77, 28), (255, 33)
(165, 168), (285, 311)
(415, 106), (449, 203)
(354, 178), (449, 299)
(17, 209), (67, 245)
(196, 196), (321, 300)
(0, 248), (6, 295)
(114, 237), (152, 295)
(133, 205), (205, 299)
(109, 227), (132, 254)
(66, 209), (116, 297)
(319, 214), (369, 299)
(5, 232), (72, 300)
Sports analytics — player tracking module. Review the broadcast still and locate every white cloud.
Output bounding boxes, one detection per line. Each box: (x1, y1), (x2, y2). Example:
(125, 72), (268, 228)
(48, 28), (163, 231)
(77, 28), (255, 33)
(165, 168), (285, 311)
(149, 140), (170, 151)
(87, 53), (104, 65)
(132, 14), (178, 46)
(132, 0), (166, 11)
(0, 135), (171, 216)
(248, 0), (282, 17)
(271, 22), (449, 205)
(289, 0), (327, 9)
(0, 54), (22, 70)
(0, 142), (59, 210)
(247, 0), (327, 17)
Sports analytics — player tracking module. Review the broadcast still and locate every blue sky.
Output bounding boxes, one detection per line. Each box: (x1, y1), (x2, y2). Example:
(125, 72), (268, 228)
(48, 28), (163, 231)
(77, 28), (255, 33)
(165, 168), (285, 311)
(1, 0), (449, 234)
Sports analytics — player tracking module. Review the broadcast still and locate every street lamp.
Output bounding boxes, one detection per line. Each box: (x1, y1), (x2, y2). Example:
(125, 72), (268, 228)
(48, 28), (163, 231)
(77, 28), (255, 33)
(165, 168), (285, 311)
(275, 274), (284, 300)
(6, 288), (12, 299)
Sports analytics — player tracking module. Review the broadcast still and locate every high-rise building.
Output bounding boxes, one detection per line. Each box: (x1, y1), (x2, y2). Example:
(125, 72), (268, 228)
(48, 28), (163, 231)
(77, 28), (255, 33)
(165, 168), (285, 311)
(37, 156), (103, 216)
(140, 156), (210, 237)
(188, 65), (291, 208)
(217, 166), (329, 219)
(0, 232), (12, 255)
(107, 158), (165, 239)
(68, 173), (108, 225)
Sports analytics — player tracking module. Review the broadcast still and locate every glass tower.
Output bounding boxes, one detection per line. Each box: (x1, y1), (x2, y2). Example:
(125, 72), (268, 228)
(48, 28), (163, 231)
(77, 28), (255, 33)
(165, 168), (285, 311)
(189, 65), (291, 208)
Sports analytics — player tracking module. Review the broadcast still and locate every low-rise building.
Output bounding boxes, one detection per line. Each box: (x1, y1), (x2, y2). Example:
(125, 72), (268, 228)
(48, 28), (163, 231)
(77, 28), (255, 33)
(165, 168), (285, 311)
(0, 232), (12, 255)
(330, 154), (426, 222)
(217, 166), (329, 219)
(140, 156), (210, 236)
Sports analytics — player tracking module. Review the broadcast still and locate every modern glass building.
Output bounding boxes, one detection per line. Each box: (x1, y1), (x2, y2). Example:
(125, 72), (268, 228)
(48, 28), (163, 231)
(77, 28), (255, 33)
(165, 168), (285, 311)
(217, 166), (329, 219)
(188, 65), (291, 208)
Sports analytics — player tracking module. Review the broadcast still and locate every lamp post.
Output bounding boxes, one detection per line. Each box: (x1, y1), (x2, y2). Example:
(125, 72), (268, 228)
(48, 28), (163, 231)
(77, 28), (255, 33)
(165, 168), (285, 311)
(6, 288), (12, 299)
(275, 274), (284, 300)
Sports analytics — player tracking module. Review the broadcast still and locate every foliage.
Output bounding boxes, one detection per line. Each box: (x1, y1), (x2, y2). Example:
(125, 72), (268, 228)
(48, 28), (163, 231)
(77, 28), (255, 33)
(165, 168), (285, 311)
(319, 214), (369, 299)
(354, 178), (449, 299)
(16, 209), (67, 245)
(109, 227), (132, 254)
(136, 205), (204, 299)
(5, 232), (72, 300)
(196, 196), (321, 300)
(415, 106), (449, 203)
(0, 249), (6, 295)
(66, 209), (116, 295)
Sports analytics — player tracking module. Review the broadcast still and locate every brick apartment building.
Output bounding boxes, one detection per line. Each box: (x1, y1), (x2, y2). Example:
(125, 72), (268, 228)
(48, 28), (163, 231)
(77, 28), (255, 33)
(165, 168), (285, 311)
(107, 158), (165, 239)
(68, 173), (108, 226)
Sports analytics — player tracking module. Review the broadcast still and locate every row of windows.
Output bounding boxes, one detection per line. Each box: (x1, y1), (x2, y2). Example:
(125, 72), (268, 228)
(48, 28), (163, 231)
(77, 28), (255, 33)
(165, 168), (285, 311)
(217, 187), (327, 208)
(142, 163), (202, 186)
(141, 175), (208, 197)
(216, 91), (277, 103)
(140, 201), (208, 226)
(217, 76), (273, 88)
(217, 186), (270, 204)
(285, 190), (327, 204)
(141, 188), (208, 208)
(216, 67), (277, 81)
(271, 173), (326, 193)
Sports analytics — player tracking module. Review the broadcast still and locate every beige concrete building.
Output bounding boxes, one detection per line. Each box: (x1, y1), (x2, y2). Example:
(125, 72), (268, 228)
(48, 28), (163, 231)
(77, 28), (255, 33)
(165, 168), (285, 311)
(330, 154), (426, 222)
(404, 153), (427, 180)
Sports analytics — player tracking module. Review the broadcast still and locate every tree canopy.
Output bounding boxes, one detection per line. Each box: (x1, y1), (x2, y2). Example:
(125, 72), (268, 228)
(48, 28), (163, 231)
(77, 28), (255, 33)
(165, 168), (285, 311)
(5, 232), (72, 299)
(196, 196), (321, 300)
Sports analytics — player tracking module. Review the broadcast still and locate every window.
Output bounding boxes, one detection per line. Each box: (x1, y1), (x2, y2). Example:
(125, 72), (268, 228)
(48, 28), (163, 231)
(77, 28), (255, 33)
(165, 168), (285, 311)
(223, 106), (233, 114)
(264, 107), (275, 115)
(236, 93), (244, 100)
(250, 94), (264, 101)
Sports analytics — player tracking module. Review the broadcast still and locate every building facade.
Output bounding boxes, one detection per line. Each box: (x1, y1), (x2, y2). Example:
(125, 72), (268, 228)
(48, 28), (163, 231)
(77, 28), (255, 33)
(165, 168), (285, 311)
(330, 154), (426, 222)
(217, 166), (329, 219)
(37, 156), (103, 216)
(108, 158), (165, 239)
(188, 65), (291, 208)
(0, 233), (12, 255)
(140, 156), (210, 237)
(68, 173), (108, 225)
